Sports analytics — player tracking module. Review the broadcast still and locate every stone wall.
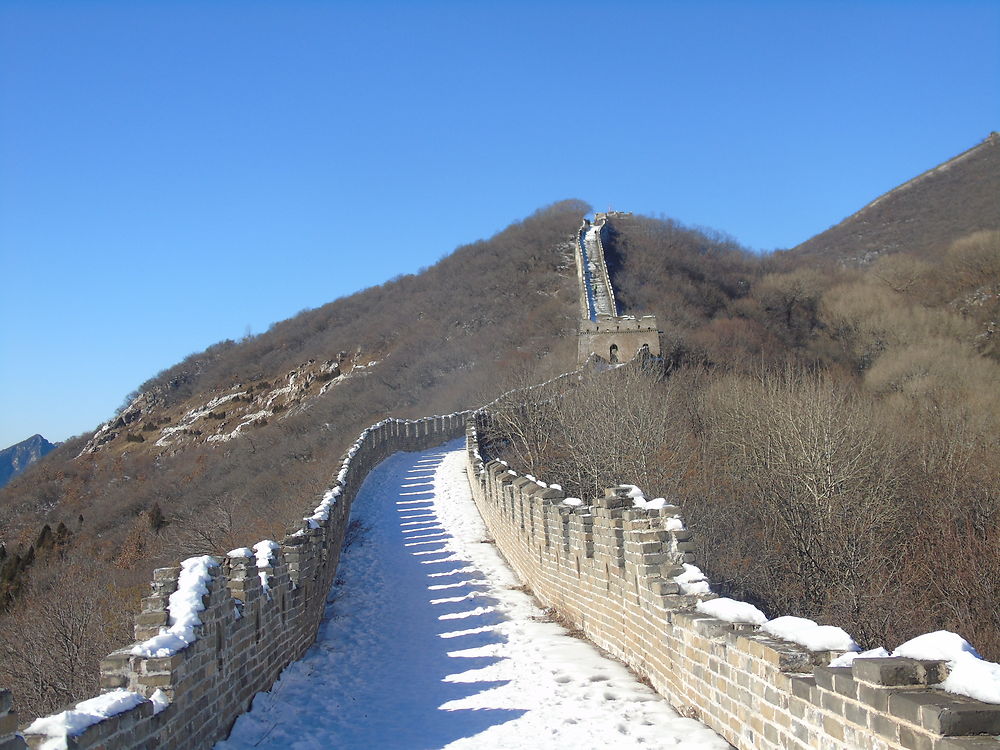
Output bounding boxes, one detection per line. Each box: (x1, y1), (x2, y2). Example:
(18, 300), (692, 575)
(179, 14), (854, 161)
(9, 413), (469, 750)
(464, 418), (1000, 750)
(8, 369), (999, 749)
(0, 691), (20, 750)
(573, 218), (661, 363)
(585, 218), (619, 317)
(577, 315), (661, 363)
(573, 222), (592, 322)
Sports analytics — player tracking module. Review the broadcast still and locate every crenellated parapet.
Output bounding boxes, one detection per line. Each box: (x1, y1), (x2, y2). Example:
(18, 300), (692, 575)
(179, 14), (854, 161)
(577, 314), (661, 364)
(8, 400), (1000, 749)
(9, 412), (470, 750)
(464, 415), (1000, 750)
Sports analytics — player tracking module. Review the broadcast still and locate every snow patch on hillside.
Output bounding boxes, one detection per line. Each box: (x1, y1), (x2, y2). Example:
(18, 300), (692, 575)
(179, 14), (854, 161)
(156, 393), (245, 446)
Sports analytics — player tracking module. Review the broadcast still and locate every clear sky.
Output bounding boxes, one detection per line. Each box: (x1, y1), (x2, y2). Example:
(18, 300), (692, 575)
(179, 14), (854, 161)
(1, 0), (998, 448)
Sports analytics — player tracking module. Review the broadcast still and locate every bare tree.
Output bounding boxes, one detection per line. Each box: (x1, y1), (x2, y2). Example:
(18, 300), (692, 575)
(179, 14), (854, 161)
(707, 367), (904, 639)
(0, 557), (133, 719)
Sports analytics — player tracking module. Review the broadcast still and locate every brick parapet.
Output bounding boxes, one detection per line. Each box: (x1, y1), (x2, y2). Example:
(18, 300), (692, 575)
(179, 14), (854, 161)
(574, 222), (591, 323)
(11, 411), (470, 750)
(465, 416), (1000, 750)
(589, 218), (618, 316)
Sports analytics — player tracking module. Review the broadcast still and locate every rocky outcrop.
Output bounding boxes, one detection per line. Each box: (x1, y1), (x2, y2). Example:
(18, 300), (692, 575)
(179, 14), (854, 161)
(78, 355), (357, 456)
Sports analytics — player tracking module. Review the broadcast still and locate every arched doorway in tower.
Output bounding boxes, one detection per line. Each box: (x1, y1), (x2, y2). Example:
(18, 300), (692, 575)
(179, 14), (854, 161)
(609, 343), (619, 363)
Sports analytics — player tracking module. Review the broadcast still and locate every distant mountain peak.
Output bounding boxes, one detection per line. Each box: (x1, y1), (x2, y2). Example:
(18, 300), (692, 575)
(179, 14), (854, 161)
(0, 434), (56, 488)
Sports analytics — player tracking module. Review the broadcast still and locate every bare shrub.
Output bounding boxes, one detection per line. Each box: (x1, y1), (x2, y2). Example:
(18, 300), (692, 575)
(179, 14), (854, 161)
(704, 368), (905, 643)
(0, 557), (135, 718)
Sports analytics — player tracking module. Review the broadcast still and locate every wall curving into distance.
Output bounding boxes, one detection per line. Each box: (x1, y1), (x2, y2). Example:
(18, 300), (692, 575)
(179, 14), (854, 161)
(5, 414), (469, 750)
(463, 416), (1000, 750)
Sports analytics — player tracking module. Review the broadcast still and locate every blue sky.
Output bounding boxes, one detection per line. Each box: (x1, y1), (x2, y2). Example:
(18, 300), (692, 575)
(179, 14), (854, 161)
(1, 1), (998, 447)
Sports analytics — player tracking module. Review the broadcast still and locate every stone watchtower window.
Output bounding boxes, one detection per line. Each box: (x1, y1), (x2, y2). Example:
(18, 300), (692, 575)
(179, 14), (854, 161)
(609, 344), (619, 363)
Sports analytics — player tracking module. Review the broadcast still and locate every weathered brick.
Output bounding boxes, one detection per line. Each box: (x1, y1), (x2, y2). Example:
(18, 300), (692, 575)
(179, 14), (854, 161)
(815, 666), (851, 692)
(935, 738), (1000, 750)
(820, 690), (845, 715)
(871, 712), (900, 741)
(822, 713), (845, 741)
(889, 690), (949, 725)
(843, 698), (870, 728)
(855, 657), (925, 686)
(858, 682), (893, 712)
(789, 675), (817, 702)
(898, 725), (936, 750)
(925, 703), (1000, 736)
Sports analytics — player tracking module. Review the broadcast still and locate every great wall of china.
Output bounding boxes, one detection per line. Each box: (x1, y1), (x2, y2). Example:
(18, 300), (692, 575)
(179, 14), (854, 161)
(575, 214), (661, 364)
(2, 216), (998, 749)
(2, 414), (470, 750)
(464, 415), (1000, 750)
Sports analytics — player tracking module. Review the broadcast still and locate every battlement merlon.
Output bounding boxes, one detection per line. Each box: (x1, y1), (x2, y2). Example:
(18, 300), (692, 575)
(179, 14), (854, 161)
(579, 315), (659, 333)
(593, 211), (633, 224)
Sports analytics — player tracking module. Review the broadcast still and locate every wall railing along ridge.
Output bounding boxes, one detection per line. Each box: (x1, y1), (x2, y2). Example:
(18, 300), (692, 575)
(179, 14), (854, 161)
(575, 219), (618, 321)
(574, 222), (592, 322)
(464, 414), (1000, 750)
(2, 412), (470, 750)
(589, 219), (618, 317)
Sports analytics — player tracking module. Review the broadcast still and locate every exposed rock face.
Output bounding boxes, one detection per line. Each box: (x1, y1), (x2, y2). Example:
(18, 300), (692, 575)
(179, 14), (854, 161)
(77, 356), (357, 456)
(0, 434), (56, 488)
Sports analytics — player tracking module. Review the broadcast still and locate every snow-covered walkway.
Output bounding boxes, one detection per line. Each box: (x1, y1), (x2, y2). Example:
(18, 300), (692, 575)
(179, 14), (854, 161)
(582, 224), (616, 319)
(217, 439), (729, 750)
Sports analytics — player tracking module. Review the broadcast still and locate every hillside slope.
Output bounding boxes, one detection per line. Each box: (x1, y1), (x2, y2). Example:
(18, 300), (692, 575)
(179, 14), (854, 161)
(0, 200), (586, 718)
(531, 144), (999, 663)
(791, 132), (1000, 264)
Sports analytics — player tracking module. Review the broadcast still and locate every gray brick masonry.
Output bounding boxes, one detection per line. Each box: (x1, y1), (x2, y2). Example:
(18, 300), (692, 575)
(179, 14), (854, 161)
(7, 413), (469, 750)
(463, 416), (1000, 750)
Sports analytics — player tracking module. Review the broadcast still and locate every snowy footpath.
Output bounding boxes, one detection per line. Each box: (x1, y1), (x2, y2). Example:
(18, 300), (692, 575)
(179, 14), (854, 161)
(217, 439), (729, 750)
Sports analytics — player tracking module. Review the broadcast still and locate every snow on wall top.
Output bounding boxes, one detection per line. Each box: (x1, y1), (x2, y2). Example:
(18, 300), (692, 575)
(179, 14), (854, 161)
(466, 414), (1000, 707)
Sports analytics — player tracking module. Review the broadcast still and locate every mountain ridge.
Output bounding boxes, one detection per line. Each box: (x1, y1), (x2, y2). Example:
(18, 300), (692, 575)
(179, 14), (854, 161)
(790, 132), (1000, 263)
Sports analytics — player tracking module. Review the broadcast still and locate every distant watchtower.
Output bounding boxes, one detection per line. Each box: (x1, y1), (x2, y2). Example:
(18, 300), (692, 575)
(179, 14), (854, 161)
(574, 215), (660, 364)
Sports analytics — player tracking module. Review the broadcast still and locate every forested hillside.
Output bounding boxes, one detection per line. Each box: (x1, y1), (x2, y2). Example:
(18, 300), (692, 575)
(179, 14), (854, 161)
(0, 199), (586, 718)
(486, 140), (1000, 665)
